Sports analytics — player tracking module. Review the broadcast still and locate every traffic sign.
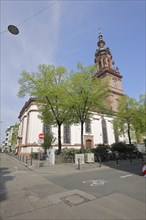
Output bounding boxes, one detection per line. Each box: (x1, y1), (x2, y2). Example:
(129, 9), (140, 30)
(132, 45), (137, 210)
(38, 133), (44, 139)
(38, 139), (44, 145)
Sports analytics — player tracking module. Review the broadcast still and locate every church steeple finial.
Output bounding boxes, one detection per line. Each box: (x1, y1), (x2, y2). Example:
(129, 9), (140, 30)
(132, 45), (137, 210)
(97, 29), (105, 49)
(98, 28), (103, 40)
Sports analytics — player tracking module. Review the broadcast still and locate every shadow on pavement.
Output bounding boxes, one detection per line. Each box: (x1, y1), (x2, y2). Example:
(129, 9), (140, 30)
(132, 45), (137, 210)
(0, 167), (15, 202)
(101, 157), (145, 176)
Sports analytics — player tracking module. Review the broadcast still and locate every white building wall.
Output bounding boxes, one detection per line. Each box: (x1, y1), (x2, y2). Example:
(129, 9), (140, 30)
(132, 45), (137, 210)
(51, 125), (59, 145)
(71, 124), (81, 146)
(92, 119), (100, 146)
(106, 118), (115, 145)
(27, 111), (43, 144)
(19, 99), (118, 154)
(22, 116), (27, 145)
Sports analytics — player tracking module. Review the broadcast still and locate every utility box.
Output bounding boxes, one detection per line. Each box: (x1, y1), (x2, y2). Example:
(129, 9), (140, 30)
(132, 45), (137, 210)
(75, 154), (84, 165)
(46, 148), (55, 165)
(84, 153), (94, 163)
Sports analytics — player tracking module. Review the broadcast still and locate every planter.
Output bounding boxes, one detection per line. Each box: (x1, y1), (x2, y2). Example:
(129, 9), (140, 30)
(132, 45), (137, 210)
(75, 154), (84, 164)
(84, 153), (94, 163)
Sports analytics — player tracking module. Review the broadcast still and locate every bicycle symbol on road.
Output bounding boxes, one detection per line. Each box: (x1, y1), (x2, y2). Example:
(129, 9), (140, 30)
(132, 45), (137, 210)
(82, 179), (107, 186)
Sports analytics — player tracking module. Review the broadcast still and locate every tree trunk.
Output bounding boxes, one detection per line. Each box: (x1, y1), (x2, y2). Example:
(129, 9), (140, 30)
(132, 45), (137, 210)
(58, 124), (62, 154)
(127, 124), (131, 144)
(80, 121), (84, 153)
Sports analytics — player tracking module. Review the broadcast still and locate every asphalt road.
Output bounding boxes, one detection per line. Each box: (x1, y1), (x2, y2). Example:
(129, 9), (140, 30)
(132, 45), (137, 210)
(40, 163), (145, 203)
(0, 153), (146, 220)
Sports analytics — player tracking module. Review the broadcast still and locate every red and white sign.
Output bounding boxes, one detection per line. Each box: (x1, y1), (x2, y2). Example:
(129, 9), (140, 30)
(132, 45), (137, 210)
(38, 133), (44, 139)
(142, 164), (146, 177)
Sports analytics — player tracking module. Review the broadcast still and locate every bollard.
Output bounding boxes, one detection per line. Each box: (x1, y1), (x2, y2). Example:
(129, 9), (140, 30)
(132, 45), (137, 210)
(30, 155), (32, 166)
(78, 158), (80, 170)
(26, 156), (28, 164)
(116, 158), (118, 165)
(38, 153), (40, 168)
(22, 155), (24, 162)
(99, 156), (101, 167)
(141, 154), (144, 162)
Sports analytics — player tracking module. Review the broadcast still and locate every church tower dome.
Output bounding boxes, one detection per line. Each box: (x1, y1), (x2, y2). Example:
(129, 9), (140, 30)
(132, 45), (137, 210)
(94, 31), (124, 112)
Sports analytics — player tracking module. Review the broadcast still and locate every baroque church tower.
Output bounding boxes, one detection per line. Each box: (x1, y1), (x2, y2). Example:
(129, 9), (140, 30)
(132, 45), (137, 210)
(94, 31), (124, 112)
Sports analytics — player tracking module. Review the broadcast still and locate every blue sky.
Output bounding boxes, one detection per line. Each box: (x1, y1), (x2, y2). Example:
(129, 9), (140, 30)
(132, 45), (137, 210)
(0, 0), (145, 143)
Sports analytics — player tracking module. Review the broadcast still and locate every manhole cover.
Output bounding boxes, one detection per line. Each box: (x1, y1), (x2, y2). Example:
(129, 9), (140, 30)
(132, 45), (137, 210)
(61, 194), (89, 207)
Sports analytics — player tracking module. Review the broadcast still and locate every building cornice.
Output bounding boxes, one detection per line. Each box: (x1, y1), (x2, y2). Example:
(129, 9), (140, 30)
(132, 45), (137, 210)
(18, 97), (37, 119)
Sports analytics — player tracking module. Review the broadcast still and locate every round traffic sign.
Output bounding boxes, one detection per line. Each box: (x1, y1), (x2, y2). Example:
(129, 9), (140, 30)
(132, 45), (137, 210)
(38, 133), (44, 139)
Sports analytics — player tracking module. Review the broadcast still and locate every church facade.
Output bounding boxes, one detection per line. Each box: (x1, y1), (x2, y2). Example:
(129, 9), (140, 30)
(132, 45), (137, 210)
(17, 33), (126, 155)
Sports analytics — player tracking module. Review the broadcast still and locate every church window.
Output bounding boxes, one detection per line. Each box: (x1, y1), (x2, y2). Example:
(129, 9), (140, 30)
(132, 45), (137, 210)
(63, 124), (71, 144)
(101, 118), (108, 144)
(85, 123), (91, 133)
(108, 59), (111, 67)
(44, 124), (51, 134)
(113, 79), (117, 88)
(99, 61), (102, 69)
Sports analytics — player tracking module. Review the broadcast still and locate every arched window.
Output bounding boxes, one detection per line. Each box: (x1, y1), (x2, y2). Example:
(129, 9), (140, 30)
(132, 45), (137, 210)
(108, 59), (111, 67)
(44, 124), (51, 134)
(63, 124), (71, 144)
(101, 118), (108, 144)
(85, 123), (91, 133)
(113, 79), (117, 88)
(99, 61), (102, 69)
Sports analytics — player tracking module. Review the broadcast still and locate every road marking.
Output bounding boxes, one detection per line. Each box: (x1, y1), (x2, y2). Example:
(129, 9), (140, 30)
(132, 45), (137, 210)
(13, 170), (26, 174)
(15, 167), (18, 169)
(120, 174), (133, 178)
(83, 179), (107, 186)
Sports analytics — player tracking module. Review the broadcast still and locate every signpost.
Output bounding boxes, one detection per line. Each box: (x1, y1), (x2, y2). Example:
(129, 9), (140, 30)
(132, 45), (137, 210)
(38, 133), (44, 168)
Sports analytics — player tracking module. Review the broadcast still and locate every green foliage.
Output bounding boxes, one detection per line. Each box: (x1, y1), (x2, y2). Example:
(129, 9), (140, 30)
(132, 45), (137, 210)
(114, 94), (146, 144)
(126, 144), (136, 153)
(31, 152), (39, 159)
(42, 133), (56, 153)
(96, 144), (110, 155)
(111, 142), (136, 153)
(84, 147), (92, 153)
(131, 94), (146, 143)
(55, 148), (80, 162)
(18, 63), (111, 154)
(11, 124), (19, 145)
(67, 63), (110, 152)
(111, 142), (127, 153)
(18, 64), (71, 153)
(91, 145), (110, 161)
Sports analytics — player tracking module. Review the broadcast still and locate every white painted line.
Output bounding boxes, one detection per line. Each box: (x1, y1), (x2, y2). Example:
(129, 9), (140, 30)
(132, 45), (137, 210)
(120, 174), (133, 178)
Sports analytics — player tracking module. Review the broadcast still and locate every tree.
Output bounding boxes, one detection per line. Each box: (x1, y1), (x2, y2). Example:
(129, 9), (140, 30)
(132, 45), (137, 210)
(131, 94), (146, 143)
(42, 132), (56, 154)
(67, 63), (110, 153)
(114, 94), (139, 144)
(18, 64), (72, 154)
(11, 123), (19, 146)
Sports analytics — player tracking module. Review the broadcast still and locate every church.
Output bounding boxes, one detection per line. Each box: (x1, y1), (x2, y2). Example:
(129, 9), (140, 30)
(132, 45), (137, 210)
(17, 32), (125, 155)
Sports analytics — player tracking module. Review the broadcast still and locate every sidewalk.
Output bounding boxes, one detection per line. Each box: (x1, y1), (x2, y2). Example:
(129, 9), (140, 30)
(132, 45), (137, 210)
(6, 153), (145, 175)
(14, 156), (146, 175)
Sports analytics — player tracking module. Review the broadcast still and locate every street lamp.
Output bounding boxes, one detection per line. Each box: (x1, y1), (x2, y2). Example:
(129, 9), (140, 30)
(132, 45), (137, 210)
(8, 25), (19, 35)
